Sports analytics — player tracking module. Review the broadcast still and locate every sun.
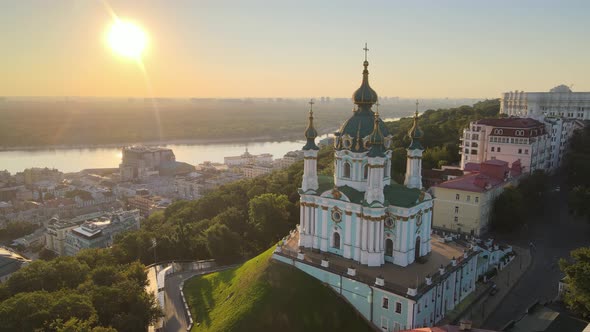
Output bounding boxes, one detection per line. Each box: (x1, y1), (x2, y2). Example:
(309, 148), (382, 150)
(108, 20), (147, 59)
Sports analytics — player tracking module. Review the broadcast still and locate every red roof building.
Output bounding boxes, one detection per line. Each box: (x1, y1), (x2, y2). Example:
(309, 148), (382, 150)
(432, 160), (522, 236)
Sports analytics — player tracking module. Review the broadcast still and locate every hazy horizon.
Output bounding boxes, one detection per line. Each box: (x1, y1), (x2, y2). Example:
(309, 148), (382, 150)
(1, 0), (589, 99)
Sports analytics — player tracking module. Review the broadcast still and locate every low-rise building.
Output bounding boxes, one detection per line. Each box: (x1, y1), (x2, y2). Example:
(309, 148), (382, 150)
(175, 174), (202, 200)
(273, 150), (304, 169)
(224, 148), (272, 166)
(240, 164), (273, 178)
(128, 195), (170, 217)
(45, 211), (107, 256)
(432, 160), (522, 236)
(64, 209), (140, 255)
(17, 167), (63, 186)
(0, 247), (30, 283)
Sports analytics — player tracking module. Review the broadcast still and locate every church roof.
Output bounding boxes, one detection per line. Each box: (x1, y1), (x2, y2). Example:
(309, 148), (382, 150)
(334, 47), (390, 153)
(302, 100), (319, 151)
(316, 175), (424, 208)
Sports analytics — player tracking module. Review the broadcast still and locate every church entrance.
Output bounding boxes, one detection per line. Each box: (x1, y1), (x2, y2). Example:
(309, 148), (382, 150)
(385, 239), (393, 257)
(415, 236), (421, 261)
(333, 233), (340, 249)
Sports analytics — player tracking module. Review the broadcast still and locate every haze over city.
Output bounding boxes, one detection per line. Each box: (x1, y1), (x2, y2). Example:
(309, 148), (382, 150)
(1, 2), (590, 332)
(1, 0), (589, 99)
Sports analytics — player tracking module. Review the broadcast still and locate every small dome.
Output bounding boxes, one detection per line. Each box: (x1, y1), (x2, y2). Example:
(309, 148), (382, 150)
(550, 85), (572, 93)
(303, 104), (319, 151)
(352, 61), (378, 106)
(407, 111), (424, 150)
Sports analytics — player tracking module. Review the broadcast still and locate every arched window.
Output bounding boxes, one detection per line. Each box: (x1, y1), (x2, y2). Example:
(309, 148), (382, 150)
(343, 162), (351, 178)
(333, 232), (341, 249)
(385, 238), (393, 257)
(363, 164), (369, 179)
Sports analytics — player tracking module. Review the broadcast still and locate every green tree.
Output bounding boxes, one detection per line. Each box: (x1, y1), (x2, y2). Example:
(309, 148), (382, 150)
(490, 186), (526, 232)
(248, 193), (292, 246)
(205, 223), (242, 264)
(559, 247), (590, 318)
(39, 248), (58, 261)
(0, 291), (53, 331)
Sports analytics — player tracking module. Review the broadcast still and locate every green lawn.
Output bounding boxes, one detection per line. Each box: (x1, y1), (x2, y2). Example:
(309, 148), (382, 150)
(184, 247), (374, 332)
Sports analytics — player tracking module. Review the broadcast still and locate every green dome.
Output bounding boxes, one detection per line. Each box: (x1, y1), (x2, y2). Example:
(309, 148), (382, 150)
(367, 113), (386, 157)
(335, 57), (389, 153)
(352, 60), (378, 106)
(335, 112), (389, 152)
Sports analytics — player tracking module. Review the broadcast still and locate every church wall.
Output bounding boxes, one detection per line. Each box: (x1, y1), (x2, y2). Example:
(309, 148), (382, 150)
(272, 249), (480, 330)
(341, 278), (372, 319)
(372, 287), (414, 331)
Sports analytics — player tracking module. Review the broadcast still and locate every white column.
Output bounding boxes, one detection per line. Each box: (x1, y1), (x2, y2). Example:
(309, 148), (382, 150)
(300, 204), (305, 234)
(354, 214), (361, 261)
(344, 212), (352, 258)
(321, 208), (328, 251)
(369, 221), (375, 252)
(313, 207), (319, 249)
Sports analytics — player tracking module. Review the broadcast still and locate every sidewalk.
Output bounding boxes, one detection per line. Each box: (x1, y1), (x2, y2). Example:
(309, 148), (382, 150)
(466, 246), (533, 327)
(439, 247), (532, 326)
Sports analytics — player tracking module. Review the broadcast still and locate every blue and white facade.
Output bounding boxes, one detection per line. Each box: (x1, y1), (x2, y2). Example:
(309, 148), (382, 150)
(274, 53), (481, 331)
(298, 56), (433, 268)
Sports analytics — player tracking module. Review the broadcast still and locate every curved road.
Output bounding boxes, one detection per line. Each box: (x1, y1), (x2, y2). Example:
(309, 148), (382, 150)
(482, 176), (590, 330)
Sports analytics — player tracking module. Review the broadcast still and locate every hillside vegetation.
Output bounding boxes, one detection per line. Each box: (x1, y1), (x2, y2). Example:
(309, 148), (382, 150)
(184, 247), (373, 332)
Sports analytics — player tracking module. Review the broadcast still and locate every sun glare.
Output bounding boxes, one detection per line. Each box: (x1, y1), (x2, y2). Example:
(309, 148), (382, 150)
(108, 20), (147, 59)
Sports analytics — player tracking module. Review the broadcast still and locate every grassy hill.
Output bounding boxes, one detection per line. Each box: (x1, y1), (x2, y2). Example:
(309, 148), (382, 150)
(184, 247), (374, 332)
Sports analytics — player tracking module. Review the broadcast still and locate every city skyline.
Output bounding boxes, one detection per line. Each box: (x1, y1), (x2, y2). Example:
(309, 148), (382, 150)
(1, 0), (589, 99)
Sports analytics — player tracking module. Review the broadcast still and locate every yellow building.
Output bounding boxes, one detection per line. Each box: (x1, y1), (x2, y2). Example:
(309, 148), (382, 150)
(432, 160), (521, 236)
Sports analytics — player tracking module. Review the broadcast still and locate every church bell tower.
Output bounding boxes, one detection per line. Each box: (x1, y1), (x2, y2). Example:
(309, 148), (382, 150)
(404, 100), (424, 189)
(301, 99), (319, 193)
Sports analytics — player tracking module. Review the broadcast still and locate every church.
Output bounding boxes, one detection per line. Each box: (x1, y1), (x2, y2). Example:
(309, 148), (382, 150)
(274, 49), (499, 331)
(298, 51), (433, 267)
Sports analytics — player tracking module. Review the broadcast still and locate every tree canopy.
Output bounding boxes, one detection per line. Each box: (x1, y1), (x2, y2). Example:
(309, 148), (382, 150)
(560, 247), (590, 319)
(0, 250), (160, 332)
(565, 125), (590, 222)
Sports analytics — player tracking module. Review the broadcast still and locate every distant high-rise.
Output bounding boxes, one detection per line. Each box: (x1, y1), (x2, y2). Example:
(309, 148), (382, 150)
(500, 85), (590, 120)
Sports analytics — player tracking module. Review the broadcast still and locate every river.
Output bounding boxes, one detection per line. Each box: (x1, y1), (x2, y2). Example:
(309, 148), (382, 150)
(0, 138), (330, 174)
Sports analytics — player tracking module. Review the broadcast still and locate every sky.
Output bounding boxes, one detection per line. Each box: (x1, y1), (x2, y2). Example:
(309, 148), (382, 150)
(0, 0), (589, 99)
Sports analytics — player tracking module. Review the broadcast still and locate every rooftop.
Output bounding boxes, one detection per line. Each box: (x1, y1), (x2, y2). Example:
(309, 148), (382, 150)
(281, 231), (474, 298)
(123, 146), (173, 153)
(315, 175), (424, 208)
(476, 117), (544, 128)
(436, 160), (521, 193)
(0, 247), (30, 277)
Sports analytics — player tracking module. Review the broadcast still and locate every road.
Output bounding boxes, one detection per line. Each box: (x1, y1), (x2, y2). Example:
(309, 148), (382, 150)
(482, 175), (590, 330)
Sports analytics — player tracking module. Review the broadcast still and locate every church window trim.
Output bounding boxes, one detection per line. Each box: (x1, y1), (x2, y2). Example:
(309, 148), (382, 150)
(385, 238), (394, 257)
(332, 231), (341, 249)
(384, 214), (395, 229)
(363, 163), (369, 179)
(331, 206), (343, 223)
(342, 134), (353, 150)
(343, 162), (351, 179)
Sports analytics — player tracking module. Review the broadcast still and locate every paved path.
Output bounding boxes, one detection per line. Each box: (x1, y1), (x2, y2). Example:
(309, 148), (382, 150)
(481, 175), (590, 330)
